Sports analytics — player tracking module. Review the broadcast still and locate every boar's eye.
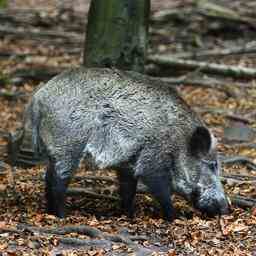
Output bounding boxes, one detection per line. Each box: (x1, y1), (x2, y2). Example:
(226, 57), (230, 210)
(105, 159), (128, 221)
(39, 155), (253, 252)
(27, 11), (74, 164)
(202, 159), (218, 174)
(210, 161), (218, 173)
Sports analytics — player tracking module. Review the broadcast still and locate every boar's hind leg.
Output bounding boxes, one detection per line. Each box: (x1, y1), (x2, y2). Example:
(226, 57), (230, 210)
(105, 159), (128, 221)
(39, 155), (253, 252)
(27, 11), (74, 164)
(117, 171), (138, 218)
(45, 154), (79, 218)
(141, 175), (175, 221)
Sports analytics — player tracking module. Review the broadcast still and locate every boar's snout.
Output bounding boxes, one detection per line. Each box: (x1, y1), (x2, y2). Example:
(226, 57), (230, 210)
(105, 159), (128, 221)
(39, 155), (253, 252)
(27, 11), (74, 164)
(192, 187), (230, 217)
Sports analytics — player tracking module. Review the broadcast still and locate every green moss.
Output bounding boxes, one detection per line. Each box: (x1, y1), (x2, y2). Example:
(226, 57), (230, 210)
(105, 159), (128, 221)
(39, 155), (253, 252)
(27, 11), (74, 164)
(0, 0), (7, 8)
(0, 72), (10, 86)
(84, 0), (150, 73)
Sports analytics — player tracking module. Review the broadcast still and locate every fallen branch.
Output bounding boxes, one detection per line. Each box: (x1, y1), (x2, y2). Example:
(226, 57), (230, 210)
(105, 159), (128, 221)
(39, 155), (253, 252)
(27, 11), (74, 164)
(0, 8), (85, 32)
(57, 237), (112, 248)
(0, 26), (82, 45)
(0, 91), (28, 100)
(11, 68), (61, 82)
(196, 1), (256, 29)
(171, 45), (256, 60)
(221, 156), (256, 170)
(155, 76), (246, 98)
(148, 55), (256, 79)
(0, 50), (81, 60)
(18, 224), (104, 237)
(16, 224), (155, 254)
(231, 195), (256, 208)
(221, 176), (256, 185)
(222, 173), (256, 181)
(75, 175), (117, 184)
(18, 224), (147, 244)
(151, 7), (192, 23)
(66, 187), (118, 201)
(151, 4), (256, 29)
(224, 141), (256, 149)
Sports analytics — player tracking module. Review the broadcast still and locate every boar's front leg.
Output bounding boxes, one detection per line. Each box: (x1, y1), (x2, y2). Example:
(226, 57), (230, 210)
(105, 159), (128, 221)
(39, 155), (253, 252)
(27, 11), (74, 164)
(141, 174), (175, 221)
(117, 171), (138, 218)
(135, 146), (175, 221)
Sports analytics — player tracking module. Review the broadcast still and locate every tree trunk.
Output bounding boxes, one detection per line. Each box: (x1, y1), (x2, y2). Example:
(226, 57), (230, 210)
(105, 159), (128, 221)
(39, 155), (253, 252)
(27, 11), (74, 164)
(83, 0), (150, 73)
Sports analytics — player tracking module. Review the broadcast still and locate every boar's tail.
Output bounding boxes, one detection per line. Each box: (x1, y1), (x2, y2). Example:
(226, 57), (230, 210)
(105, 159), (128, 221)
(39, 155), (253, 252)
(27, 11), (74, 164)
(30, 99), (44, 157)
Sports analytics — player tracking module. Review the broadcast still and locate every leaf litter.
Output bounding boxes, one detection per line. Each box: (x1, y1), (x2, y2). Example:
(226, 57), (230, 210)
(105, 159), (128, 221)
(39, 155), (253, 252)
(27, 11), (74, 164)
(0, 0), (256, 255)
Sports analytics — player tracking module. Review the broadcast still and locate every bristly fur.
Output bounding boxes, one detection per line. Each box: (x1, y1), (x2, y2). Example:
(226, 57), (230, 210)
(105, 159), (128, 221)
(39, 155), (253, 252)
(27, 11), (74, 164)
(22, 67), (229, 219)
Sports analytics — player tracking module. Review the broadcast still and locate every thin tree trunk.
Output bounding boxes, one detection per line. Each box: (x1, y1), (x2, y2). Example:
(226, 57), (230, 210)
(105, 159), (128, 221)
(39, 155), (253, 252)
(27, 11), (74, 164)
(83, 0), (150, 73)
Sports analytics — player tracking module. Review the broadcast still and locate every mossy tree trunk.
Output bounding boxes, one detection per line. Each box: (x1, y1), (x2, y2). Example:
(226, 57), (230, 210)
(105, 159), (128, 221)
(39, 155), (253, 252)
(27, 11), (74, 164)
(83, 0), (150, 73)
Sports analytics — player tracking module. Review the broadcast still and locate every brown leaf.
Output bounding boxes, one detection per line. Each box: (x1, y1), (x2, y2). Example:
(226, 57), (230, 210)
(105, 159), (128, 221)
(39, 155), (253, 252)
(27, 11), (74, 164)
(0, 243), (8, 250)
(0, 221), (7, 229)
(167, 249), (176, 256)
(252, 207), (256, 216)
(0, 184), (7, 192)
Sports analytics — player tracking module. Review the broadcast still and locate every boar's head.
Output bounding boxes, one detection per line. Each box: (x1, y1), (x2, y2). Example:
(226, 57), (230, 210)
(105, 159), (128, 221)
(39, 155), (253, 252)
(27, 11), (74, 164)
(172, 126), (230, 217)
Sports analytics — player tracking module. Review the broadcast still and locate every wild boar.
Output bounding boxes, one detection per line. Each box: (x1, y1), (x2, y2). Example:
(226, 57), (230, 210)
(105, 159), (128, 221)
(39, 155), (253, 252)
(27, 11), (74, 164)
(22, 67), (230, 220)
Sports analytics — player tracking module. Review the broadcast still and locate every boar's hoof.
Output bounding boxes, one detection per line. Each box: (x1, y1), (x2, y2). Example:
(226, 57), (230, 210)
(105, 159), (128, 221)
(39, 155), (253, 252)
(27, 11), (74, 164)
(163, 209), (176, 222)
(46, 203), (65, 218)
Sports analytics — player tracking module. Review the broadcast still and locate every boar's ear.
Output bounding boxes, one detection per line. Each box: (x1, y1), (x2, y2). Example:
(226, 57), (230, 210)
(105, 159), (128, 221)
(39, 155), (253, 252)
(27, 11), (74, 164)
(189, 127), (212, 156)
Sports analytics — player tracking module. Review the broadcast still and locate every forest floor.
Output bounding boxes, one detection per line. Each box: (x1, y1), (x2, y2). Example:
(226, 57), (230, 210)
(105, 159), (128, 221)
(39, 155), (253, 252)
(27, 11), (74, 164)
(0, 0), (256, 255)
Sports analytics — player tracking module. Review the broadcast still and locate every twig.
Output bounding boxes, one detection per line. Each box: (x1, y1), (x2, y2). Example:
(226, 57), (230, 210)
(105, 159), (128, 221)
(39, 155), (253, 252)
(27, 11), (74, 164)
(221, 156), (256, 170)
(222, 173), (256, 181)
(151, 7), (192, 23)
(10, 68), (61, 82)
(148, 55), (256, 79)
(231, 195), (256, 208)
(196, 1), (256, 29)
(171, 45), (256, 60)
(17, 224), (143, 251)
(221, 176), (256, 185)
(66, 188), (119, 201)
(17, 224), (147, 244)
(57, 237), (112, 248)
(75, 175), (117, 184)
(151, 3), (256, 29)
(0, 26), (82, 45)
(0, 91), (28, 99)
(0, 8), (85, 31)
(0, 50), (81, 60)
(194, 107), (253, 124)
(18, 224), (103, 237)
(224, 142), (256, 149)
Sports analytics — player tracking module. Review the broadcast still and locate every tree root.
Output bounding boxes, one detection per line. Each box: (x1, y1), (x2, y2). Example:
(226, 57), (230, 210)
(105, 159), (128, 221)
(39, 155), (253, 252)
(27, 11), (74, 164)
(15, 224), (155, 254)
